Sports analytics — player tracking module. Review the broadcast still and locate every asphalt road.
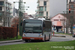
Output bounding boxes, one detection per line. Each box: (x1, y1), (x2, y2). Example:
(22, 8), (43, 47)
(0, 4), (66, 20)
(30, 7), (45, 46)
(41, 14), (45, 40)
(0, 35), (74, 46)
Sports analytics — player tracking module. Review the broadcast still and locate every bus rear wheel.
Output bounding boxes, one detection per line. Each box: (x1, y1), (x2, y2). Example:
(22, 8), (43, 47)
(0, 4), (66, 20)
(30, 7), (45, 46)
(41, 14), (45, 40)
(42, 35), (46, 42)
(48, 34), (50, 41)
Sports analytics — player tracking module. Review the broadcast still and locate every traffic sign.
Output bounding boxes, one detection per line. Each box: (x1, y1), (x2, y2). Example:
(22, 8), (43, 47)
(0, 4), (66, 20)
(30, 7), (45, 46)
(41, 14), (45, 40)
(73, 24), (75, 28)
(73, 27), (75, 29)
(73, 24), (75, 34)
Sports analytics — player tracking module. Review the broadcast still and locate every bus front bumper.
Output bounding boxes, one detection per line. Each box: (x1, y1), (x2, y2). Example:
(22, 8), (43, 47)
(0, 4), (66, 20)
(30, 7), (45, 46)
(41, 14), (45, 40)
(22, 37), (43, 40)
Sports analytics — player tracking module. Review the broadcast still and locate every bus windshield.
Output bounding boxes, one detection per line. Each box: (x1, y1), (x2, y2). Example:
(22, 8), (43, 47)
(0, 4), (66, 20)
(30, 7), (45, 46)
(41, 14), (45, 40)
(24, 23), (42, 33)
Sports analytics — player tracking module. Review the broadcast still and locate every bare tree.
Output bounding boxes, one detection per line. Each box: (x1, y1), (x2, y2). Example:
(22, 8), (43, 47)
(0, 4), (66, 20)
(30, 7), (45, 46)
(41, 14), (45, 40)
(11, 17), (19, 27)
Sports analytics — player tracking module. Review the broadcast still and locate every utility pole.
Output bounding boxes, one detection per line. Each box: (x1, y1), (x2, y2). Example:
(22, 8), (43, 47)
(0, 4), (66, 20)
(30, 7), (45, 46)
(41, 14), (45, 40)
(14, 0), (29, 36)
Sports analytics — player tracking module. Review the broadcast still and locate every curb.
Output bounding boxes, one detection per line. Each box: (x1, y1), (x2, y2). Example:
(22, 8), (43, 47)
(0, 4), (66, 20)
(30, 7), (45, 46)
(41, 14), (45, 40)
(0, 39), (23, 44)
(53, 35), (66, 37)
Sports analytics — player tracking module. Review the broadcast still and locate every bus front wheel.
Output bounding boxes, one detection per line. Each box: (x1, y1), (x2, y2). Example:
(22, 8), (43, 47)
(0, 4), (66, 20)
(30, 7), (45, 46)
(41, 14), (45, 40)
(25, 40), (29, 42)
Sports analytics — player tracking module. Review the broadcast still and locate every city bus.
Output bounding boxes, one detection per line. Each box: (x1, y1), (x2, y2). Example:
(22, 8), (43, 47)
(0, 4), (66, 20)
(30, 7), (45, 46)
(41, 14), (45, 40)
(22, 19), (52, 42)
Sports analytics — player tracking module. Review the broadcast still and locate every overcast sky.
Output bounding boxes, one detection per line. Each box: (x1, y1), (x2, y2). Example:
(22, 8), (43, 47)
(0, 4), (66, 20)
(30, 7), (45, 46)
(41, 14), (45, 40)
(8, 0), (37, 15)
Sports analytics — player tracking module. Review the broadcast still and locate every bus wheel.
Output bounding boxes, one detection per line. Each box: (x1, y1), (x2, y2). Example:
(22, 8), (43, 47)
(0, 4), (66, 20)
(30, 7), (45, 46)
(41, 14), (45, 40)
(48, 34), (50, 41)
(25, 40), (29, 42)
(42, 35), (46, 42)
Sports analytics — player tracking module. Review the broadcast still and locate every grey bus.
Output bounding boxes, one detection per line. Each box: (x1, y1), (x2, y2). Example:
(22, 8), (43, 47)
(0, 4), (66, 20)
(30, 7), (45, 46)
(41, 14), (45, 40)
(22, 19), (52, 42)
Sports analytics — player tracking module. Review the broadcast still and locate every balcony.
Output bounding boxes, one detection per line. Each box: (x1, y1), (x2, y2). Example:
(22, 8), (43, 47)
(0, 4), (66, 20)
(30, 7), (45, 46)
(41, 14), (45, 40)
(6, 10), (10, 12)
(36, 15), (39, 17)
(8, 6), (12, 9)
(5, 4), (12, 9)
(36, 15), (43, 18)
(39, 14), (43, 16)
(39, 9), (44, 12)
(39, 6), (44, 12)
(6, 10), (11, 13)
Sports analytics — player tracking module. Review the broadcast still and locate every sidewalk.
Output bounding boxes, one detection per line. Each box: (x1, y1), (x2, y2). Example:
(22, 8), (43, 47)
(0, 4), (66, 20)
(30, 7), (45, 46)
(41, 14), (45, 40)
(53, 34), (75, 40)
(0, 39), (23, 44)
(52, 34), (66, 37)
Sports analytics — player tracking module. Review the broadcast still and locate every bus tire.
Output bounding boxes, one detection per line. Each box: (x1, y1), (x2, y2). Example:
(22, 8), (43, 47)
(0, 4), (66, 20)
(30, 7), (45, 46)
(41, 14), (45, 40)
(43, 35), (46, 42)
(48, 34), (50, 41)
(25, 40), (29, 42)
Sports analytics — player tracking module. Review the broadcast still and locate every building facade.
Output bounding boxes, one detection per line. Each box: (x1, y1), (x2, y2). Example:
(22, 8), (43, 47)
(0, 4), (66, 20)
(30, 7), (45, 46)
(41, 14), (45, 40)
(37, 0), (50, 19)
(37, 0), (69, 18)
(51, 14), (67, 33)
(50, 0), (75, 33)
(0, 0), (12, 27)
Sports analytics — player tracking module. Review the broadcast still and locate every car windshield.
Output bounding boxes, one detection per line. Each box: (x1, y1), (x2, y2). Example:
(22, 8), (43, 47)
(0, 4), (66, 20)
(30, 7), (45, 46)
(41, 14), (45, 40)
(24, 23), (42, 33)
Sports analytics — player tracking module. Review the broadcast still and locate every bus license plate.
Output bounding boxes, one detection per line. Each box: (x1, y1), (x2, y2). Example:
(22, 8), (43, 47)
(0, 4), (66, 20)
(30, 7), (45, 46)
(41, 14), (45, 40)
(30, 38), (34, 40)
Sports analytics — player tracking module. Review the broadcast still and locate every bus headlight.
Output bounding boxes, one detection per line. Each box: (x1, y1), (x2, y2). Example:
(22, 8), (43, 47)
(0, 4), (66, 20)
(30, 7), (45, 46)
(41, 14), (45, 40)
(23, 34), (25, 37)
(39, 34), (42, 37)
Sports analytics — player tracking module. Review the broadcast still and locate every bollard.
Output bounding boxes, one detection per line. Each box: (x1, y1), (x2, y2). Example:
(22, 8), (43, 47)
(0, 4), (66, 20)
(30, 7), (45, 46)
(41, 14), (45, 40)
(53, 32), (54, 36)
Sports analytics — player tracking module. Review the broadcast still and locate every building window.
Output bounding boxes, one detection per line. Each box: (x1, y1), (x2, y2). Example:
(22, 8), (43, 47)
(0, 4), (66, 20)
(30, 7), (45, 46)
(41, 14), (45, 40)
(70, 5), (73, 8)
(39, 7), (43, 11)
(60, 19), (65, 21)
(44, 1), (46, 6)
(0, 17), (2, 22)
(70, 16), (73, 19)
(39, 12), (43, 16)
(70, 11), (73, 13)
(0, 1), (4, 5)
(45, 6), (46, 11)
(46, 12), (48, 16)
(54, 19), (59, 21)
(0, 7), (2, 10)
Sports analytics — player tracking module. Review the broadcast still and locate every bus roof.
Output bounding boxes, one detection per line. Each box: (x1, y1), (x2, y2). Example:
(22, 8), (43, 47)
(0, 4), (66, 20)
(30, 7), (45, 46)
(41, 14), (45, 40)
(23, 18), (51, 22)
